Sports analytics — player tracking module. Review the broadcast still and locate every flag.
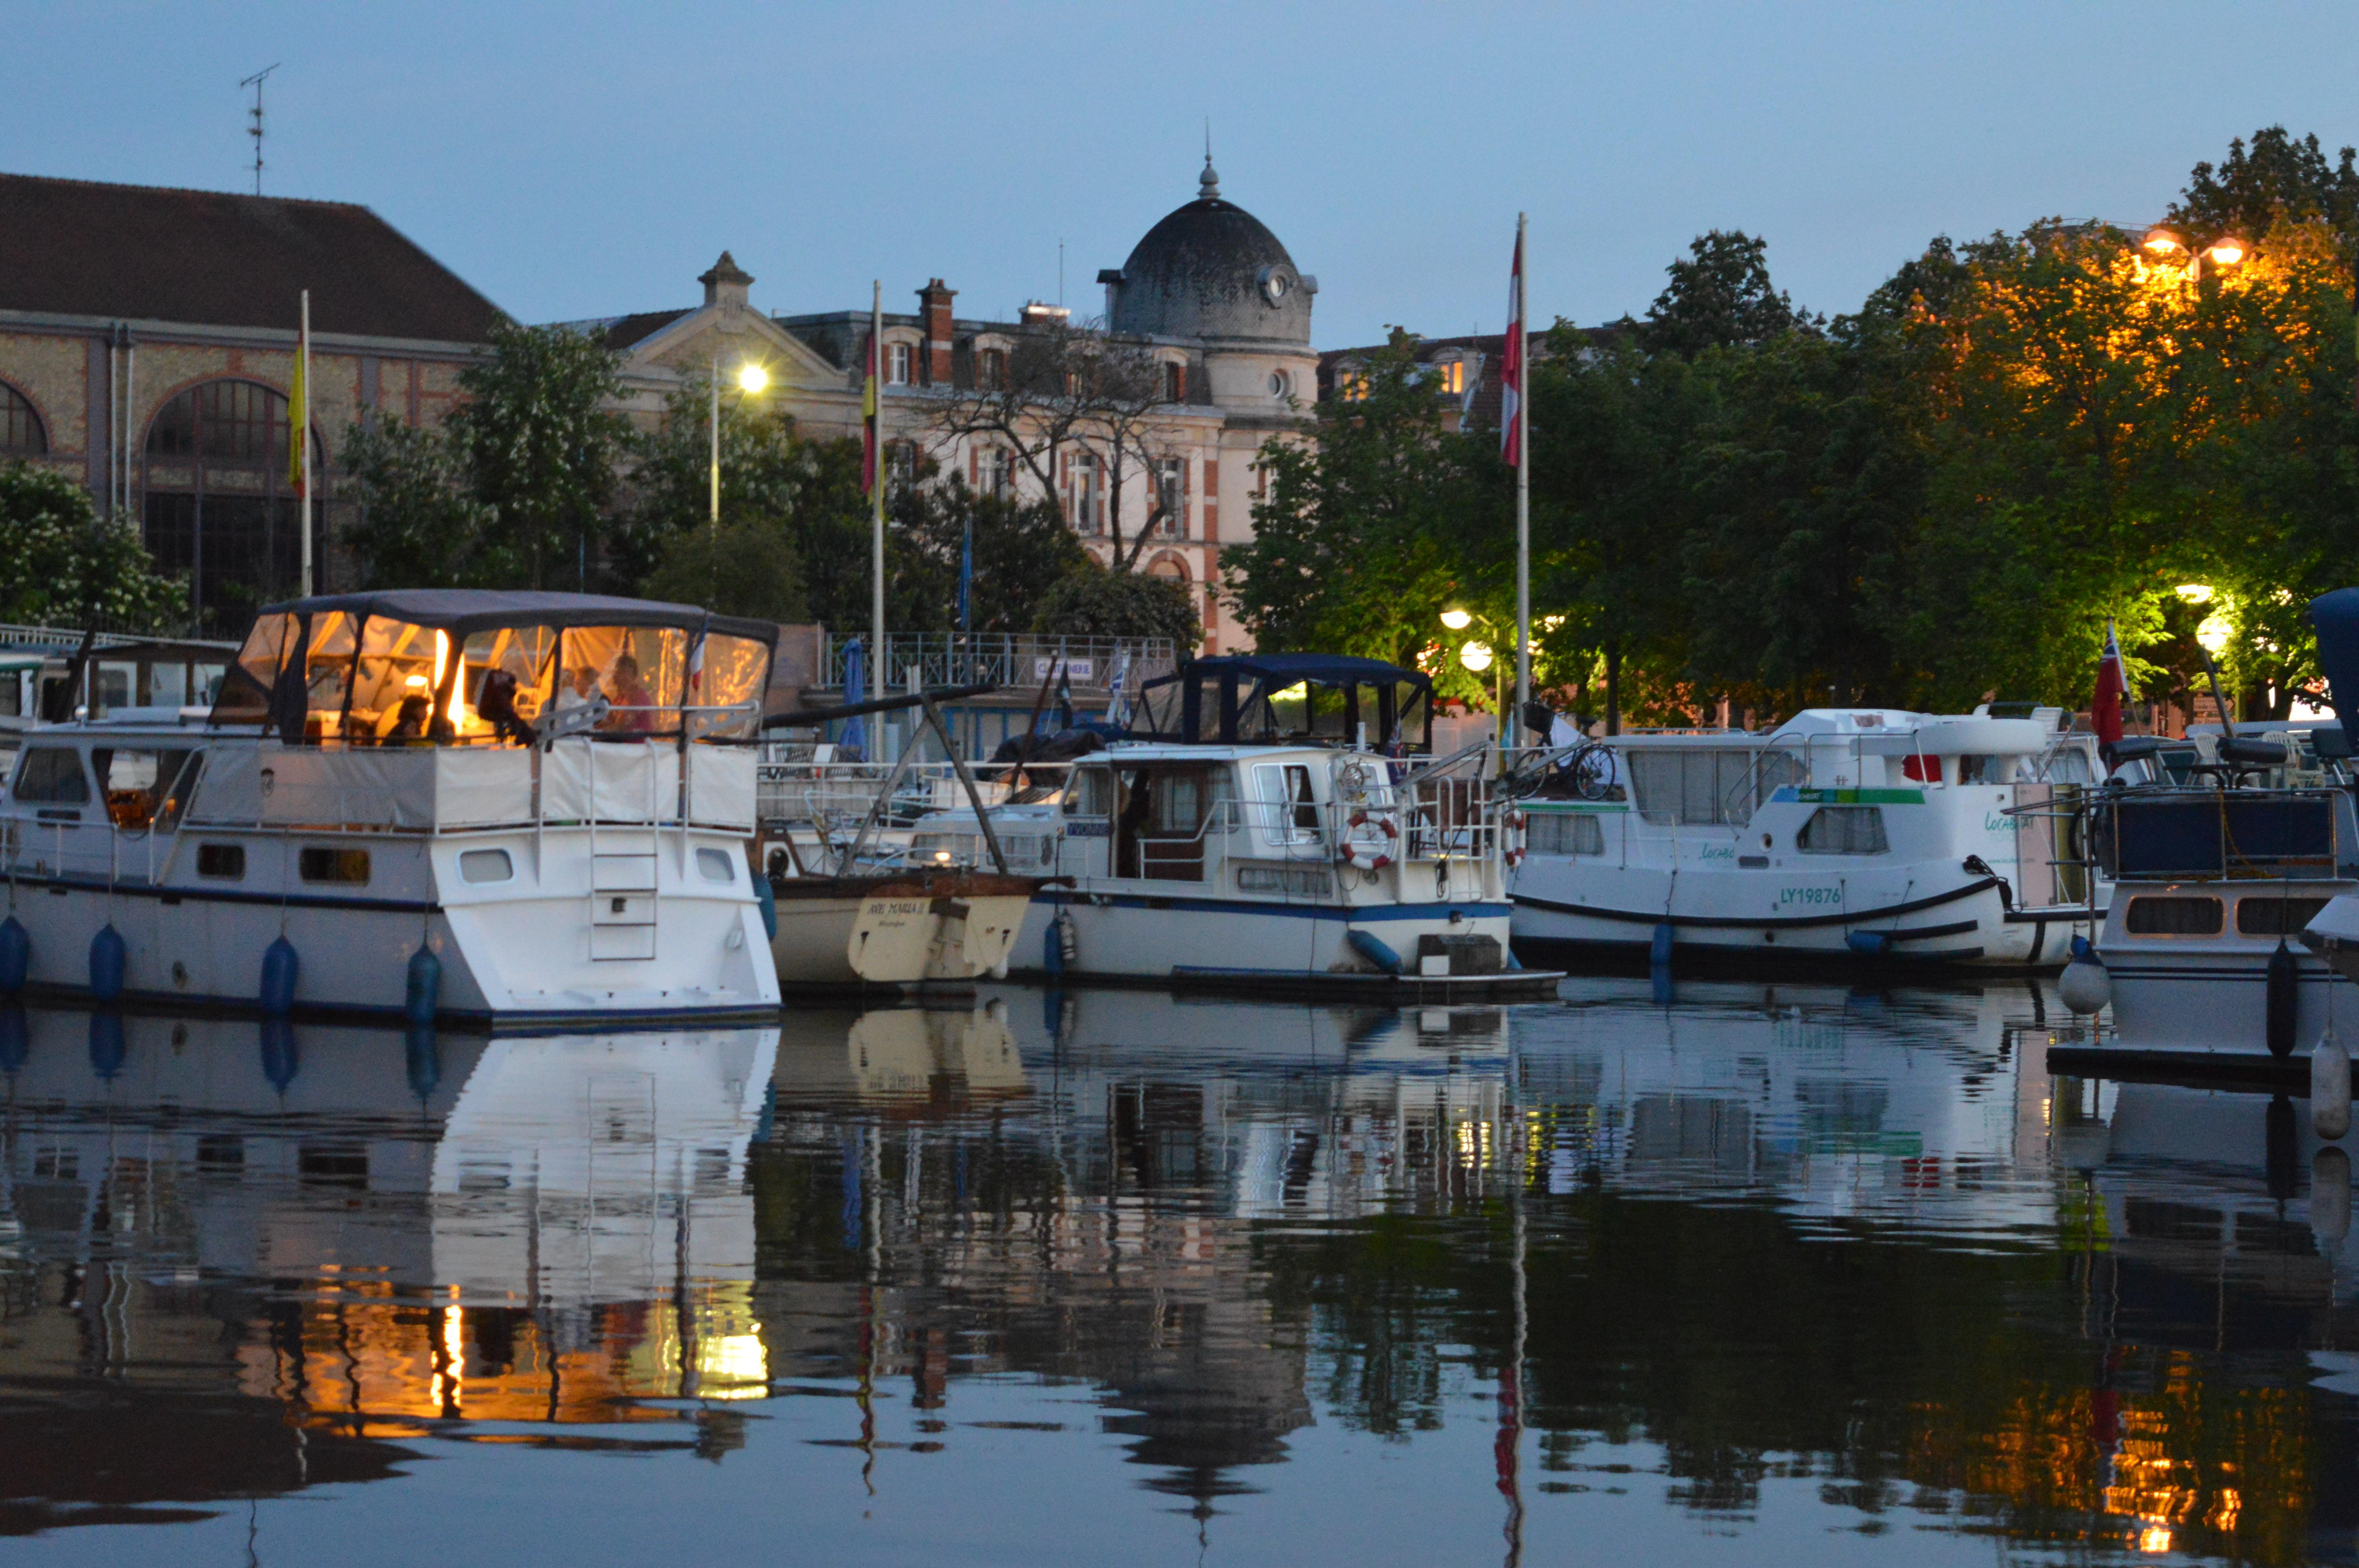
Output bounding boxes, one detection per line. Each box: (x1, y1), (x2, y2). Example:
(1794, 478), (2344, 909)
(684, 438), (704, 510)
(287, 303), (309, 498)
(1500, 224), (1524, 467)
(2092, 618), (2126, 748)
(861, 309), (881, 499)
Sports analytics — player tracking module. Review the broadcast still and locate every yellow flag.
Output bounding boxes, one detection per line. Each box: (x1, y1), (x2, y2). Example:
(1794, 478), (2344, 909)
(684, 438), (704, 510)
(288, 298), (308, 496)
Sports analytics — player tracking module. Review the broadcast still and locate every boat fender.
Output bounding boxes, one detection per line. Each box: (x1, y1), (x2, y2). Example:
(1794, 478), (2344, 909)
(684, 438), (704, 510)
(89, 924), (126, 1003)
(260, 936), (300, 1017)
(2057, 936), (2111, 1016)
(2314, 1147), (2353, 1245)
(87, 1009), (124, 1081)
(1649, 921), (1674, 968)
(0, 915), (31, 992)
(261, 1018), (298, 1093)
(754, 874), (778, 941)
(1845, 930), (1893, 958)
(0, 1004), (25, 1076)
(2267, 939), (2300, 1059)
(404, 943), (442, 1027)
(2316, 1036), (2354, 1140)
(405, 1023), (442, 1102)
(1347, 929), (1407, 976)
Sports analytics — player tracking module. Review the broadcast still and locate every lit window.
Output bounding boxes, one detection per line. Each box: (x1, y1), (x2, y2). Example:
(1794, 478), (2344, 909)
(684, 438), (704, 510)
(1430, 360), (1464, 395)
(889, 343), (913, 385)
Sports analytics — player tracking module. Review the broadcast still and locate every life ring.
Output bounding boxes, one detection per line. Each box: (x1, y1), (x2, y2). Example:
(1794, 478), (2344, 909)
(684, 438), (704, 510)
(1338, 808), (1398, 871)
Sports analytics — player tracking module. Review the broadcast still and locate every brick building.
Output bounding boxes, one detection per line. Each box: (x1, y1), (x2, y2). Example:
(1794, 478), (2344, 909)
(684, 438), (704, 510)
(0, 172), (501, 633)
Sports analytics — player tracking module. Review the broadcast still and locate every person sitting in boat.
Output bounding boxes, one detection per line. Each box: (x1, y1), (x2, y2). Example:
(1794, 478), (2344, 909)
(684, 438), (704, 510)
(552, 664), (600, 715)
(474, 668), (537, 746)
(382, 693), (433, 745)
(600, 654), (657, 735)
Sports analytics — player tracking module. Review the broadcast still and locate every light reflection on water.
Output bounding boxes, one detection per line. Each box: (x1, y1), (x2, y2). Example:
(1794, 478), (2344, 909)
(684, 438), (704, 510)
(0, 981), (2354, 1564)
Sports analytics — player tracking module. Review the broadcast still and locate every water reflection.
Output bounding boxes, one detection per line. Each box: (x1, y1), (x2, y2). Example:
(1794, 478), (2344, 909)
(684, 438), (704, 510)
(1, 986), (2357, 1561)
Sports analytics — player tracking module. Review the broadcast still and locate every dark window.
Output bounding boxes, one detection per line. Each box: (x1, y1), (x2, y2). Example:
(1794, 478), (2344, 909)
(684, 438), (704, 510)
(299, 846), (370, 884)
(2125, 895), (2224, 935)
(2237, 896), (2331, 936)
(196, 843), (246, 879)
(979, 348), (1008, 390)
(1154, 459), (1186, 537)
(1163, 361), (1186, 402)
(0, 383), (45, 454)
(1797, 806), (1888, 855)
(141, 380), (318, 635)
(11, 748), (89, 804)
(298, 1144), (369, 1189)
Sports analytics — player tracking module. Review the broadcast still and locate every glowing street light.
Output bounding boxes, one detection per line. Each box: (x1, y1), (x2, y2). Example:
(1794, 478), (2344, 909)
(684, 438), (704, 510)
(736, 362), (770, 395)
(1439, 608), (1474, 631)
(1459, 640), (1495, 673)
(2140, 227), (2249, 282)
(2174, 583), (2214, 604)
(710, 356), (771, 530)
(2196, 615), (2232, 656)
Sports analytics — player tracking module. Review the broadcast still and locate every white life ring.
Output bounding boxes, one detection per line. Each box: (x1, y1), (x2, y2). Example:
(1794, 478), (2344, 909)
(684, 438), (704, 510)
(1338, 807), (1398, 872)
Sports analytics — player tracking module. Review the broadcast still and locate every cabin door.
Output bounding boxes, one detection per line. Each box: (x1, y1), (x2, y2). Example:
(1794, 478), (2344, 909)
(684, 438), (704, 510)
(1115, 765), (1219, 882)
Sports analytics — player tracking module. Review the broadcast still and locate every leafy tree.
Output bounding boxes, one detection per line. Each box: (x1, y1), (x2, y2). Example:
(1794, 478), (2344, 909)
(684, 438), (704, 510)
(889, 485), (1092, 635)
(1033, 565), (1202, 646)
(1634, 230), (1810, 358)
(2169, 125), (2359, 265)
(0, 462), (188, 633)
(340, 416), (492, 589)
(444, 321), (631, 590)
(639, 519), (807, 622)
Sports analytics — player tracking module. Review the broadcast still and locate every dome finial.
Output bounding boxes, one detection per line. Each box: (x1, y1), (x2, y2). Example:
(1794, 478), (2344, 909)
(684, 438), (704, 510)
(1200, 120), (1219, 200)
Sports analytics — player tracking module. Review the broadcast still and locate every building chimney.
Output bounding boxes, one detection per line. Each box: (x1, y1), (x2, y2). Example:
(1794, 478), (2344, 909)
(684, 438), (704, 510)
(915, 279), (956, 385)
(700, 251), (754, 312)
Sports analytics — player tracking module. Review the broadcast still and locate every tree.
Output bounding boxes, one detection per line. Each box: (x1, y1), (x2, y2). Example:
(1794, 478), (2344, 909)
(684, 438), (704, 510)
(1033, 564), (1201, 645)
(1634, 230), (1810, 358)
(889, 485), (1092, 635)
(2169, 126), (2359, 266)
(444, 321), (631, 590)
(341, 416), (492, 589)
(639, 519), (807, 622)
(0, 462), (189, 632)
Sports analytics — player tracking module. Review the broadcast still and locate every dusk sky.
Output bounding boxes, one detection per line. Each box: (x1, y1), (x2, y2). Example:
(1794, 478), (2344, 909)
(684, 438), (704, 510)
(10, 2), (2359, 346)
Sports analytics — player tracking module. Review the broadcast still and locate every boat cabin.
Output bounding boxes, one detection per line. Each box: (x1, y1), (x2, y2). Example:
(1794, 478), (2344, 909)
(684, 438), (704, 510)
(1133, 654), (1433, 753)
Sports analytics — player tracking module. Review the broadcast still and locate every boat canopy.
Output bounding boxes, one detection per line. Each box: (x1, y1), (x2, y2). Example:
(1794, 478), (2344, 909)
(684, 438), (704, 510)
(1135, 653), (1432, 752)
(2311, 588), (2359, 746)
(209, 590), (776, 745)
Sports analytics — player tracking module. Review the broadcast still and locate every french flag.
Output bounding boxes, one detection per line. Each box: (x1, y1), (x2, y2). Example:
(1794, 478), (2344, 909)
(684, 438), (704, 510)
(2092, 618), (2126, 749)
(1500, 225), (1524, 467)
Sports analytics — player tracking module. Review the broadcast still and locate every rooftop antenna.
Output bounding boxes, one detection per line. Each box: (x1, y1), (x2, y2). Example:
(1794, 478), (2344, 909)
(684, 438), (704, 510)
(240, 64), (279, 195)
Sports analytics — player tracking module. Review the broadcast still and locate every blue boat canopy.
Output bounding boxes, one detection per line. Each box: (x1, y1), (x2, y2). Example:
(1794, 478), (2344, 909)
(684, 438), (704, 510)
(1135, 653), (1433, 751)
(2311, 588), (2359, 744)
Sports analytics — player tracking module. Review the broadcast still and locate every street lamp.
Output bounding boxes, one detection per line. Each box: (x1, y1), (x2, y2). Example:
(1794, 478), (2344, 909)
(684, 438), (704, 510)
(1440, 607), (1474, 632)
(1458, 639), (1494, 672)
(2141, 227), (2251, 282)
(710, 356), (771, 531)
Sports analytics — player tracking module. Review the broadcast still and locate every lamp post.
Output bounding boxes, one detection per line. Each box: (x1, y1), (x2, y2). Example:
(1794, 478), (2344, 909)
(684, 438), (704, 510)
(2141, 227), (2250, 284)
(711, 358), (770, 533)
(1442, 607), (1509, 741)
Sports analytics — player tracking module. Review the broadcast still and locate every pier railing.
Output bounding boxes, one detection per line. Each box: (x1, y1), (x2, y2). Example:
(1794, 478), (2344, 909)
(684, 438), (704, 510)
(815, 633), (1176, 697)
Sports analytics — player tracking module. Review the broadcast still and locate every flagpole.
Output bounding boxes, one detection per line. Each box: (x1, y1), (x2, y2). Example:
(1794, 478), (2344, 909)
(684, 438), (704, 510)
(870, 280), (886, 699)
(1512, 212), (1530, 753)
(298, 288), (313, 598)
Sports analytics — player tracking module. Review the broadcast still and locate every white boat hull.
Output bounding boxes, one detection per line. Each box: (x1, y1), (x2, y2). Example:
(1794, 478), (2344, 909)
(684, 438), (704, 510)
(1012, 888), (1521, 986)
(770, 887), (1032, 988)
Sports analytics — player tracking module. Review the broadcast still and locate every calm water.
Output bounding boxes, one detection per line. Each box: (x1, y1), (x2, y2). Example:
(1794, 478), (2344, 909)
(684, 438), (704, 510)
(0, 980), (2355, 1565)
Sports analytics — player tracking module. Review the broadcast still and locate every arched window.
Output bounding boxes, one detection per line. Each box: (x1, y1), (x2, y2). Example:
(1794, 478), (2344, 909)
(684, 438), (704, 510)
(142, 380), (320, 633)
(0, 383), (46, 455)
(1147, 553), (1189, 583)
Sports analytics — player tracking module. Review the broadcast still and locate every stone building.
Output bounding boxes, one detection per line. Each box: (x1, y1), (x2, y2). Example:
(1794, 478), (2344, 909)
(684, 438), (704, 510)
(577, 158), (1319, 652)
(0, 172), (501, 633)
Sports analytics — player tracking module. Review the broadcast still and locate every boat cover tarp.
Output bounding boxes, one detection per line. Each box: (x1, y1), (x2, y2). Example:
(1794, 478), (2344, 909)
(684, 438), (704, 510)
(188, 745), (535, 829)
(2309, 588), (2359, 745)
(2097, 792), (2337, 880)
(257, 589), (778, 645)
(542, 739), (682, 824)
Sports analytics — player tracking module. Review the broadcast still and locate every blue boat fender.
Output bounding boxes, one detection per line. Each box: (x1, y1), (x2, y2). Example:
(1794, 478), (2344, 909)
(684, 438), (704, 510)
(754, 874), (778, 941)
(87, 1009), (124, 1081)
(405, 943), (442, 1027)
(405, 1023), (442, 1102)
(1845, 930), (1894, 958)
(0, 915), (31, 992)
(1649, 921), (1674, 967)
(89, 925), (127, 1002)
(260, 936), (300, 1017)
(2267, 939), (2300, 1060)
(1347, 929), (1407, 976)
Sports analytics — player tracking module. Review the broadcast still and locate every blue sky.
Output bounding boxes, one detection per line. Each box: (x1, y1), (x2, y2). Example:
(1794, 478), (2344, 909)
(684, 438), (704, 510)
(8, 2), (2358, 346)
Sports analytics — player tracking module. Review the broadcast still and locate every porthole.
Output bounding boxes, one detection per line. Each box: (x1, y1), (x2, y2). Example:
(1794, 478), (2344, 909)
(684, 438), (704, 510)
(459, 848), (514, 884)
(696, 847), (736, 884)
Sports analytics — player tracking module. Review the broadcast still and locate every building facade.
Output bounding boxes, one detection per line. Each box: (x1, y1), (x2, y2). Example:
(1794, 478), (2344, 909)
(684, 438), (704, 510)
(576, 159), (1319, 652)
(0, 174), (502, 634)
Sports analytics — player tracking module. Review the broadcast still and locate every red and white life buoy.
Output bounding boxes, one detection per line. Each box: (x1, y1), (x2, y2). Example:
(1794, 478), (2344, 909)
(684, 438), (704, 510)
(1338, 808), (1399, 872)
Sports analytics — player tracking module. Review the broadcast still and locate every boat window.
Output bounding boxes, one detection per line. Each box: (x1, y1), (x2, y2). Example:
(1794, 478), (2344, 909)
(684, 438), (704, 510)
(1254, 764), (1320, 840)
(459, 848), (514, 884)
(10, 747), (89, 805)
(2125, 895), (2224, 936)
(1797, 806), (1889, 855)
(1899, 754), (1940, 783)
(1629, 749), (1793, 827)
(1956, 755), (2009, 785)
(299, 847), (371, 885)
(1527, 812), (1605, 856)
(2236, 896), (2330, 936)
(349, 618), (447, 744)
(690, 634), (771, 740)
(295, 611), (360, 740)
(209, 611), (299, 725)
(196, 843), (245, 880)
(696, 847), (736, 883)
(559, 627), (687, 739)
(1066, 768), (1113, 817)
(89, 748), (197, 831)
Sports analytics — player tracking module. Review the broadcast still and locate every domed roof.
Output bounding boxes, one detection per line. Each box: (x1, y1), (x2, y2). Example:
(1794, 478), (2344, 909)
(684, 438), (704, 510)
(1105, 160), (1312, 346)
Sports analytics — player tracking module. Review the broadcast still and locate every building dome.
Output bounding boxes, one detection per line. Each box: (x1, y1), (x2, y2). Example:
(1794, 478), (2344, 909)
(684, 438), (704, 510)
(1103, 160), (1313, 346)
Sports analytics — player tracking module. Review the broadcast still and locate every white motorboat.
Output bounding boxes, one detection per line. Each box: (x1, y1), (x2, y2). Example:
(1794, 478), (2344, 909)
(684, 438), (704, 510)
(0, 590), (781, 1026)
(1508, 706), (2103, 967)
(935, 655), (1558, 998)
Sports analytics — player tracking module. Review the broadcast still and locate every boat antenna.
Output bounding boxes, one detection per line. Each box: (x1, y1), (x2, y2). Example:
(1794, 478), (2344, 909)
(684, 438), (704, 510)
(239, 64), (279, 195)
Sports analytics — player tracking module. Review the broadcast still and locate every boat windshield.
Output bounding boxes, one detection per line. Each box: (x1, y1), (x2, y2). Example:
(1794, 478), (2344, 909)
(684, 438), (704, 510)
(207, 593), (774, 744)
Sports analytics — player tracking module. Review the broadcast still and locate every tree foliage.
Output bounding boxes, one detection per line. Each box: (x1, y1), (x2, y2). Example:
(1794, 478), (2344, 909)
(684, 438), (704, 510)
(0, 462), (189, 633)
(1032, 565), (1202, 645)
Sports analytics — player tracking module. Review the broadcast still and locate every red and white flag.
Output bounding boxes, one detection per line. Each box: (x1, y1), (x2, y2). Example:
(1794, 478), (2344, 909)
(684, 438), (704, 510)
(1500, 225), (1525, 468)
(2092, 618), (2126, 747)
